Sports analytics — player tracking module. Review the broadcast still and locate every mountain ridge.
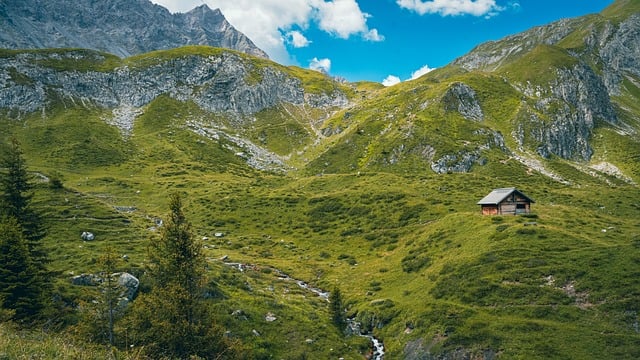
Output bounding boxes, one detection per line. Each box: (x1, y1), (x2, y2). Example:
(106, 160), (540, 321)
(0, 0), (268, 59)
(1, 2), (640, 359)
(1, 1), (638, 184)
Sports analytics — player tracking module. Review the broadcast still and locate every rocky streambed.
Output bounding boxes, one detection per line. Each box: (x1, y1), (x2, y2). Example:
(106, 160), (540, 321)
(222, 260), (385, 359)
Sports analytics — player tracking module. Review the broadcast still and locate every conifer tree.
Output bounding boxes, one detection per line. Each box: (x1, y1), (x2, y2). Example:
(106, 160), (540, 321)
(330, 286), (346, 329)
(129, 193), (243, 358)
(0, 138), (49, 322)
(0, 138), (48, 270)
(0, 217), (44, 322)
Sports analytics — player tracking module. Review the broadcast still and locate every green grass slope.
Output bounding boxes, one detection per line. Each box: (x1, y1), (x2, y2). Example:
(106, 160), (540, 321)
(2, 113), (640, 357)
(1, 5), (640, 356)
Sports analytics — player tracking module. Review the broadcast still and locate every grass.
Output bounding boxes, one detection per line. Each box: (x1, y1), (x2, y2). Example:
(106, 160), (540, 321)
(1, 21), (640, 357)
(2, 120), (640, 357)
(0, 322), (145, 359)
(0, 48), (122, 72)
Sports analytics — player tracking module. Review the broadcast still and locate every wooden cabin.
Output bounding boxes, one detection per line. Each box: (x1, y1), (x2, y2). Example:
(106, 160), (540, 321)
(477, 188), (534, 215)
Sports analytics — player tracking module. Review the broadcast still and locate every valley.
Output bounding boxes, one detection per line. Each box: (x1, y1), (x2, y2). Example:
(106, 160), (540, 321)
(1, 0), (640, 358)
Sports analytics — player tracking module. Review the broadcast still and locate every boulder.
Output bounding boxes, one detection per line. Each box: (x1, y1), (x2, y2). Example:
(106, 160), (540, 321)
(116, 272), (140, 301)
(81, 231), (95, 241)
(71, 273), (101, 286)
(265, 312), (277, 322)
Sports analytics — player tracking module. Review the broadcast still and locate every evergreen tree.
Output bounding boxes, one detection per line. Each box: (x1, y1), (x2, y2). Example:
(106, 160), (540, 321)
(0, 138), (48, 270)
(100, 249), (119, 348)
(330, 286), (345, 329)
(77, 247), (121, 357)
(148, 192), (205, 300)
(129, 193), (244, 358)
(0, 138), (50, 323)
(0, 217), (44, 322)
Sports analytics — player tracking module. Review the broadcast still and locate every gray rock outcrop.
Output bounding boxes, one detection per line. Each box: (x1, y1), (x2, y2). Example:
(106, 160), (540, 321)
(0, 50), (345, 122)
(116, 272), (140, 302)
(71, 272), (139, 307)
(442, 82), (484, 121)
(512, 62), (617, 161)
(450, 6), (637, 162)
(0, 0), (268, 59)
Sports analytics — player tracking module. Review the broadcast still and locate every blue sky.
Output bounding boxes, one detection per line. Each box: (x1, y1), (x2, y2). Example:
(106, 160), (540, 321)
(151, 0), (615, 84)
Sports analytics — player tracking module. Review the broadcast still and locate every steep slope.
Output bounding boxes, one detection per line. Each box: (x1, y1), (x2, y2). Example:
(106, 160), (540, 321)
(0, 46), (351, 171)
(0, 0), (268, 58)
(308, 0), (639, 185)
(1, 2), (640, 359)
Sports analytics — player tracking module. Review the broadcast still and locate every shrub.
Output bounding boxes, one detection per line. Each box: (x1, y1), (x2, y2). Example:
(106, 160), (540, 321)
(401, 253), (431, 273)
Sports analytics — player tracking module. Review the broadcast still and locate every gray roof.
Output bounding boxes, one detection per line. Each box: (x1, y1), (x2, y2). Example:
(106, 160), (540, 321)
(477, 188), (534, 205)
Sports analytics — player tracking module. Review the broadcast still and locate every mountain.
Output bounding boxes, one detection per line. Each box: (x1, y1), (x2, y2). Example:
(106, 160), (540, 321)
(0, 0), (268, 58)
(306, 0), (639, 182)
(1, 1), (640, 359)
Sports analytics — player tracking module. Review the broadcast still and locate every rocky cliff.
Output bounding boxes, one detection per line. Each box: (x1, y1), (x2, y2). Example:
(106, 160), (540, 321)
(0, 0), (638, 180)
(449, 1), (639, 162)
(0, 48), (346, 117)
(0, 0), (268, 59)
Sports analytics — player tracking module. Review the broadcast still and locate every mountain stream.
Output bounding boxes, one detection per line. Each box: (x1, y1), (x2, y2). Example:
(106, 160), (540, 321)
(222, 260), (385, 359)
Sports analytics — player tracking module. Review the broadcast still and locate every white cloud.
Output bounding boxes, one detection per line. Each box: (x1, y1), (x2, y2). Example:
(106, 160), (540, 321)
(309, 57), (332, 73)
(396, 0), (503, 17)
(364, 29), (385, 42)
(151, 0), (383, 64)
(410, 64), (436, 79)
(382, 75), (401, 87)
(313, 0), (370, 38)
(383, 64), (436, 86)
(287, 31), (311, 48)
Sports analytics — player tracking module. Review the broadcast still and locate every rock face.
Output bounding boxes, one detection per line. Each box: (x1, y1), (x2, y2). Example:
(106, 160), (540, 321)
(512, 63), (618, 161)
(442, 83), (484, 121)
(450, 4), (638, 162)
(0, 0), (268, 59)
(0, 49), (345, 118)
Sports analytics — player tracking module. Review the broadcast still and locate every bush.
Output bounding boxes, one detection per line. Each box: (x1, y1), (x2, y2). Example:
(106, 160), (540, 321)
(48, 171), (64, 189)
(401, 253), (431, 273)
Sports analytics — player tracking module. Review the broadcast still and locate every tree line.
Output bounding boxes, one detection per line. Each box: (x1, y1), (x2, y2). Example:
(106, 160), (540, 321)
(0, 138), (351, 359)
(0, 138), (245, 358)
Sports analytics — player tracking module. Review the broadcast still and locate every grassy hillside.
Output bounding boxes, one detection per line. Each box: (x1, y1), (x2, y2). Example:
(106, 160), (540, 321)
(2, 2), (640, 357)
(2, 100), (640, 357)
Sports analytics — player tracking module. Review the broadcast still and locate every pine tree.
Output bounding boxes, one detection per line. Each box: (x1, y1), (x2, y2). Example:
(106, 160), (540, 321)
(148, 192), (205, 300)
(0, 138), (50, 323)
(129, 193), (244, 358)
(100, 249), (119, 348)
(330, 286), (345, 329)
(77, 246), (121, 356)
(0, 217), (44, 322)
(0, 138), (48, 271)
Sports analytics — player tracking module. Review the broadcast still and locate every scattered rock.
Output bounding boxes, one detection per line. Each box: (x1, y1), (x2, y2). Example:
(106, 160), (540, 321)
(116, 272), (140, 301)
(71, 273), (101, 286)
(442, 82), (484, 121)
(114, 206), (137, 212)
(71, 272), (139, 308)
(265, 312), (277, 322)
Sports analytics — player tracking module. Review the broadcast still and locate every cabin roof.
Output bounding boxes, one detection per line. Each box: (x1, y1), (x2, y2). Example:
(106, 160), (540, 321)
(477, 188), (535, 205)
